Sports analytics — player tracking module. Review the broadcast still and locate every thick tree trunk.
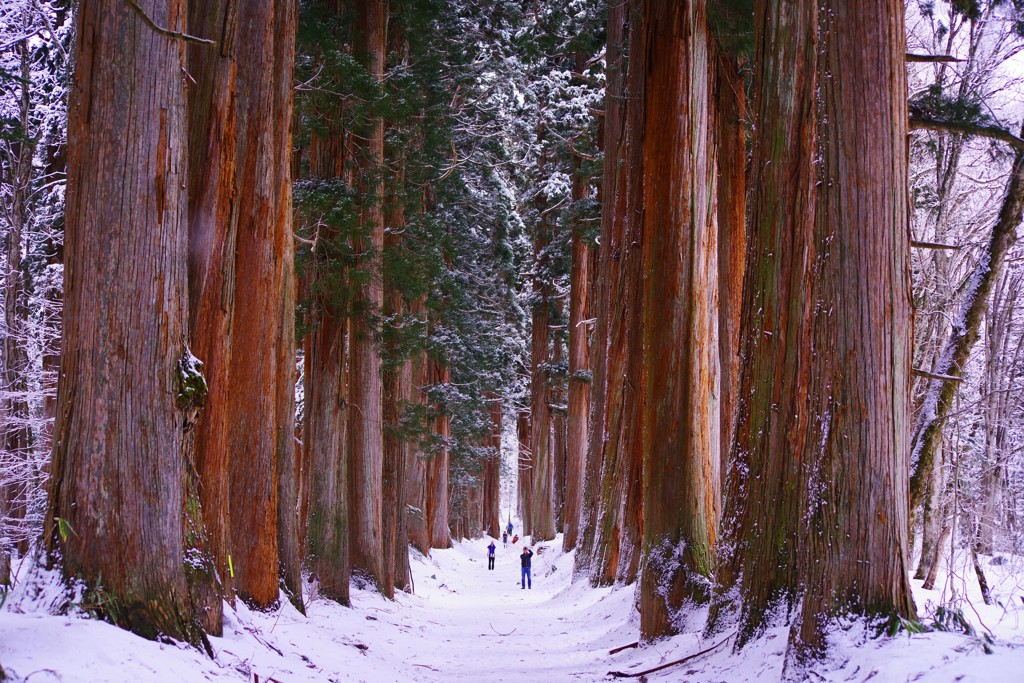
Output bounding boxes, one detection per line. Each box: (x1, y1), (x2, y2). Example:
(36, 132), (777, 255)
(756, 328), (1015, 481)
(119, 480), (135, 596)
(711, 0), (820, 641)
(224, 0), (297, 609)
(589, 0), (645, 587)
(45, 0), (201, 644)
(272, 0), (301, 612)
(792, 0), (916, 658)
(427, 359), (451, 549)
(563, 157), (592, 552)
(715, 52), (747, 481)
(348, 0), (388, 595)
(638, 0), (721, 639)
(303, 154), (352, 605)
(552, 326), (567, 534)
(517, 410), (532, 536)
(530, 215), (555, 542)
(185, 0), (239, 627)
(576, 0), (627, 577)
(406, 338), (430, 557)
(482, 398), (502, 538)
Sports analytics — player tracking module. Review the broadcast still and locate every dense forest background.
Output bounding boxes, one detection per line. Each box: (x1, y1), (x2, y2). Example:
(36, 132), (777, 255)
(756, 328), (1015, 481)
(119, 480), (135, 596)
(1, 0), (1023, 676)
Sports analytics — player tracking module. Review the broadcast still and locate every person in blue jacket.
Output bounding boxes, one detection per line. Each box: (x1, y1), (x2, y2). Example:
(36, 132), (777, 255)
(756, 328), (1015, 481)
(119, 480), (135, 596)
(520, 546), (534, 589)
(487, 540), (496, 570)
(506, 520), (514, 536)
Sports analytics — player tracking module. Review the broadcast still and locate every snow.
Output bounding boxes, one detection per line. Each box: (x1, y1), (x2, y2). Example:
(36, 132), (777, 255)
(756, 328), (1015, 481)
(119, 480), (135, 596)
(3, 535), (1024, 682)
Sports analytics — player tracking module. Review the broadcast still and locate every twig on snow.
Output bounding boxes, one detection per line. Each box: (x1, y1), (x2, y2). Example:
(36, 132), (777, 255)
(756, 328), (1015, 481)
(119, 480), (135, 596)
(607, 631), (735, 679)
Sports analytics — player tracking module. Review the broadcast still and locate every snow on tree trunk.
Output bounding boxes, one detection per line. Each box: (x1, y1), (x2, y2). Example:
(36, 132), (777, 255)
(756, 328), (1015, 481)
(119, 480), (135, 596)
(638, 0), (721, 640)
(45, 0), (202, 644)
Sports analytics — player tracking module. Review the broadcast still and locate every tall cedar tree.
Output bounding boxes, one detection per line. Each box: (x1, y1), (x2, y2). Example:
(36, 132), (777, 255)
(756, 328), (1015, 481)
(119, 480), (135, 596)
(185, 0), (239, 630)
(45, 0), (204, 645)
(715, 0), (916, 663)
(638, 0), (721, 639)
(225, 0), (298, 610)
(348, 0), (389, 595)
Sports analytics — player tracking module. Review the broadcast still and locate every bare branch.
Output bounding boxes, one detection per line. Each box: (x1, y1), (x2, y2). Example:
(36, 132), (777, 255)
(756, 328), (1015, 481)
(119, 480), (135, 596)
(911, 239), (961, 250)
(125, 0), (215, 46)
(909, 115), (1024, 151)
(906, 53), (965, 63)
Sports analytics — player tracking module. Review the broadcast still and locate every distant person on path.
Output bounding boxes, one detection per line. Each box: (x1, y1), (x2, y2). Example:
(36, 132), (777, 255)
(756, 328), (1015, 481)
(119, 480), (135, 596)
(520, 546), (534, 589)
(507, 521), (514, 536)
(502, 531), (508, 548)
(487, 541), (496, 570)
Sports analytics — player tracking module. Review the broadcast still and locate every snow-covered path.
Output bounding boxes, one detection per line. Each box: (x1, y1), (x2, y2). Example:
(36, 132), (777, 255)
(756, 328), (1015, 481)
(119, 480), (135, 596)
(3, 533), (1024, 682)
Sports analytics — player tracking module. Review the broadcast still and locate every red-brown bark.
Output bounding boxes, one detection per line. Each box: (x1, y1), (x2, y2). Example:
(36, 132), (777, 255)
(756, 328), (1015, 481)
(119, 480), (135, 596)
(185, 0), (238, 628)
(45, 0), (202, 643)
(427, 359), (452, 549)
(563, 157), (592, 552)
(638, 0), (721, 639)
(226, 0), (295, 609)
(347, 0), (388, 595)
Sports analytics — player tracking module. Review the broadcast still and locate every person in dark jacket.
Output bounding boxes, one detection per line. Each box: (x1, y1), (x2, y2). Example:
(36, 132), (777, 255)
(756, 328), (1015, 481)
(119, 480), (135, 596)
(502, 531), (508, 548)
(520, 546), (534, 589)
(487, 541), (496, 570)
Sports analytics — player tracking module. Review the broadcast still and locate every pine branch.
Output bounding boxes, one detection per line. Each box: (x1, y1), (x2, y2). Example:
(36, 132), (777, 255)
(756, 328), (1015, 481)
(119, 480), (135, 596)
(909, 115), (1024, 151)
(125, 0), (216, 46)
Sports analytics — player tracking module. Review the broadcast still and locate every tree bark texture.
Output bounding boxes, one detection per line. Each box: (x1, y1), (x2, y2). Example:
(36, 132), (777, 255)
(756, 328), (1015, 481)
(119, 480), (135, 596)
(224, 0), (297, 609)
(716, 0), (916, 661)
(347, 0), (388, 594)
(792, 0), (916, 657)
(530, 193), (555, 542)
(427, 359), (451, 549)
(587, 0), (645, 588)
(303, 125), (353, 605)
(45, 0), (201, 643)
(272, 0), (302, 612)
(576, 0), (627, 577)
(714, 52), (747, 482)
(406, 339), (430, 557)
(482, 397), (502, 539)
(712, 0), (820, 642)
(638, 0), (721, 640)
(517, 409), (532, 536)
(185, 0), (239, 628)
(563, 157), (591, 552)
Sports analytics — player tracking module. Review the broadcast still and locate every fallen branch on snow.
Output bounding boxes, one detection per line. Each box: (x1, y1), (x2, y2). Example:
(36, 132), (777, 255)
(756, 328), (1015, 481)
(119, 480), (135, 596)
(609, 641), (639, 655)
(490, 623), (517, 636)
(607, 631), (735, 679)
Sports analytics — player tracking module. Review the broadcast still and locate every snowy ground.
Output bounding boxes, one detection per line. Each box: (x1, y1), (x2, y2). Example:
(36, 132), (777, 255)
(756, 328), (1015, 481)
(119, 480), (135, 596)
(2, 533), (1024, 682)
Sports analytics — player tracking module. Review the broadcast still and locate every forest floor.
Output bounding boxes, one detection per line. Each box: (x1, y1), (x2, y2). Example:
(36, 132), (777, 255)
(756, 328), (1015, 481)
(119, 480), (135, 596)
(2, 529), (1024, 682)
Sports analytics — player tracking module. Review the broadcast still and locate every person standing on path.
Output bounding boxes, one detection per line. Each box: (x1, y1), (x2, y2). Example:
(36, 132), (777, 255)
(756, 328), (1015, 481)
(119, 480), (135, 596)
(487, 541), (496, 570)
(502, 531), (508, 548)
(507, 521), (514, 537)
(520, 546), (534, 589)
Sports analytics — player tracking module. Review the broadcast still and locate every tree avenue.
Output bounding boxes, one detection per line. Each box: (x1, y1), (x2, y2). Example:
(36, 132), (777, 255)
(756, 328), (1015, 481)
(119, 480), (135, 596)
(2, 0), (1022, 673)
